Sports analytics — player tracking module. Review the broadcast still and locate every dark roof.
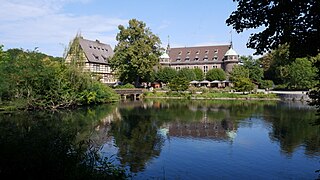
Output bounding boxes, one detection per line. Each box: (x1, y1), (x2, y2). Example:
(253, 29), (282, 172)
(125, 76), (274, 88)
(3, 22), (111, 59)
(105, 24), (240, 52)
(79, 38), (114, 64)
(169, 45), (231, 63)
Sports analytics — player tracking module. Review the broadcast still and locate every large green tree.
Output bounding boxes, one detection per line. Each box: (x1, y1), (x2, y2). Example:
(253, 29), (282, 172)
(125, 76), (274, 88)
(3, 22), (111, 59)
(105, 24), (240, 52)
(193, 67), (204, 81)
(259, 44), (291, 85)
(287, 57), (317, 90)
(241, 56), (263, 83)
(205, 69), (226, 81)
(110, 19), (162, 87)
(177, 68), (196, 82)
(156, 67), (177, 83)
(227, 0), (320, 114)
(226, 0), (320, 58)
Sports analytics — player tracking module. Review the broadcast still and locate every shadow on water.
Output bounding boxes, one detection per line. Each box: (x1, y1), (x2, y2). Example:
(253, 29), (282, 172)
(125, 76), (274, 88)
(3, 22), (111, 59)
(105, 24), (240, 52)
(0, 104), (127, 180)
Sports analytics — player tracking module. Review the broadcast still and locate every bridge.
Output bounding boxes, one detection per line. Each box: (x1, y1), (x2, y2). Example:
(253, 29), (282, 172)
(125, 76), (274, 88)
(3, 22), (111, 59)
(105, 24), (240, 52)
(114, 88), (144, 100)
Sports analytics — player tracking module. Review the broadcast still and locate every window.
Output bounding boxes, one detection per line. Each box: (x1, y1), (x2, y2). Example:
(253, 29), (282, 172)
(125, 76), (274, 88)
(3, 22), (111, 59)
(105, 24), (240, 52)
(93, 54), (99, 60)
(178, 51), (182, 55)
(213, 56), (218, 61)
(176, 58), (181, 61)
(187, 51), (191, 55)
(214, 49), (218, 54)
(203, 66), (208, 73)
(213, 65), (218, 68)
(196, 50), (200, 54)
(194, 57), (199, 61)
(185, 57), (190, 61)
(205, 50), (209, 54)
(101, 55), (107, 62)
(89, 45), (92, 48)
(94, 47), (97, 49)
(93, 64), (100, 71)
(203, 57), (208, 61)
(176, 67), (181, 70)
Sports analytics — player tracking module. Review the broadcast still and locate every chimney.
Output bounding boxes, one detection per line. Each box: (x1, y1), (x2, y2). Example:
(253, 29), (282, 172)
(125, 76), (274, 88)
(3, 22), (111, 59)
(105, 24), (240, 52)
(96, 39), (100, 43)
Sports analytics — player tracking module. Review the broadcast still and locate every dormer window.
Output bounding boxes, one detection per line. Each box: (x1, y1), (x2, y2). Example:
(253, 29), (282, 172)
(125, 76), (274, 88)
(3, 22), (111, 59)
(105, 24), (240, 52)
(214, 49), (218, 54)
(178, 51), (182, 55)
(213, 56), (218, 61)
(89, 45), (92, 48)
(101, 55), (107, 62)
(93, 54), (99, 60)
(194, 56), (199, 61)
(205, 50), (209, 54)
(203, 57), (208, 61)
(185, 57), (190, 61)
(176, 58), (181, 61)
(187, 51), (191, 55)
(196, 50), (200, 54)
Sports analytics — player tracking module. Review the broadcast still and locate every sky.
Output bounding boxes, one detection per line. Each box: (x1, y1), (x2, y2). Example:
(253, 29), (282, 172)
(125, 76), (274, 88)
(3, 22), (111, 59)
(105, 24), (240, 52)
(0, 0), (260, 57)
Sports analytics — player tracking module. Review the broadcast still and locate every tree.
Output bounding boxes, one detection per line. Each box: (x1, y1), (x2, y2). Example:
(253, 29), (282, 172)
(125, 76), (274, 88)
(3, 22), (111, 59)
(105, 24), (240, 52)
(193, 67), (204, 81)
(241, 56), (263, 83)
(233, 77), (255, 93)
(177, 68), (196, 82)
(227, 1), (320, 115)
(156, 67), (177, 83)
(226, 0), (320, 58)
(110, 19), (162, 87)
(205, 68), (226, 81)
(260, 80), (274, 90)
(259, 44), (291, 85)
(287, 58), (317, 90)
(168, 77), (189, 92)
(229, 65), (249, 82)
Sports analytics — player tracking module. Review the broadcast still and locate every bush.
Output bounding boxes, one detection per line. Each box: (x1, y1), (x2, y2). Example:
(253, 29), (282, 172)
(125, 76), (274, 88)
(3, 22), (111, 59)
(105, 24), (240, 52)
(115, 83), (135, 89)
(260, 80), (274, 90)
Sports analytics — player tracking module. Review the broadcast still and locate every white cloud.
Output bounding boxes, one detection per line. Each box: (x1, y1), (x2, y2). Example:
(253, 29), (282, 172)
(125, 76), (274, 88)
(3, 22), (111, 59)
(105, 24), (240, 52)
(0, 0), (127, 56)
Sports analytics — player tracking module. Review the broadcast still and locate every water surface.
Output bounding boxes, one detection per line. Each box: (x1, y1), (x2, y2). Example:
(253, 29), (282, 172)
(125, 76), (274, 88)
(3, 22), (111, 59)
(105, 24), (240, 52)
(0, 100), (319, 179)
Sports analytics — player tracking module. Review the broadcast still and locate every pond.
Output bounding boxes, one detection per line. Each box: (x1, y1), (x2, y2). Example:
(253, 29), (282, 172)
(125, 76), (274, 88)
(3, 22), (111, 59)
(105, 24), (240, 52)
(0, 100), (319, 179)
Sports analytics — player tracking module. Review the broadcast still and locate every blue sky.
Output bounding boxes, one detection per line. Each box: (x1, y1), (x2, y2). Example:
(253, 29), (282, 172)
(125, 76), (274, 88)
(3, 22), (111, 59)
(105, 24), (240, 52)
(0, 0), (259, 57)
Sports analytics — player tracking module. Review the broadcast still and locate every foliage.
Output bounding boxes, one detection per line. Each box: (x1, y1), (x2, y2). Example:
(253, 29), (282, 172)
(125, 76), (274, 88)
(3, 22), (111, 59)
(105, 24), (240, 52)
(259, 44), (291, 85)
(287, 57), (317, 90)
(227, 0), (320, 115)
(229, 65), (249, 82)
(0, 47), (119, 110)
(241, 55), (264, 83)
(233, 77), (255, 93)
(155, 67), (177, 83)
(168, 77), (189, 92)
(260, 80), (274, 90)
(110, 19), (162, 87)
(115, 83), (135, 89)
(193, 67), (205, 81)
(177, 68), (196, 82)
(308, 54), (320, 125)
(205, 68), (226, 81)
(226, 0), (320, 58)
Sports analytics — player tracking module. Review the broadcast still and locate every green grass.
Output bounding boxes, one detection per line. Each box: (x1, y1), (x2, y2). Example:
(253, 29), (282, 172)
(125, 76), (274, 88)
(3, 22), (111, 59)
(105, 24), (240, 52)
(144, 91), (279, 100)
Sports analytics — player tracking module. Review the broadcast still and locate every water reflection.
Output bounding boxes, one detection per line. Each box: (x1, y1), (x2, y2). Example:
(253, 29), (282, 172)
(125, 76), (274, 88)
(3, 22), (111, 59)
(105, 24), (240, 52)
(0, 100), (318, 179)
(103, 100), (319, 178)
(0, 105), (127, 179)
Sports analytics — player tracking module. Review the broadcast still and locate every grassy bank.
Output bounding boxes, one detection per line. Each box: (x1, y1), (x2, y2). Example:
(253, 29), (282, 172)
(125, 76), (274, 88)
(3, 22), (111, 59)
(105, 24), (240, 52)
(143, 91), (279, 100)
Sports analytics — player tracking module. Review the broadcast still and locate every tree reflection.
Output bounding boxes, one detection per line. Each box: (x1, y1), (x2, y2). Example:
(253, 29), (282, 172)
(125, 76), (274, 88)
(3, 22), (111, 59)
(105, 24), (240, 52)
(0, 105), (127, 179)
(111, 107), (164, 172)
(263, 102), (320, 156)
